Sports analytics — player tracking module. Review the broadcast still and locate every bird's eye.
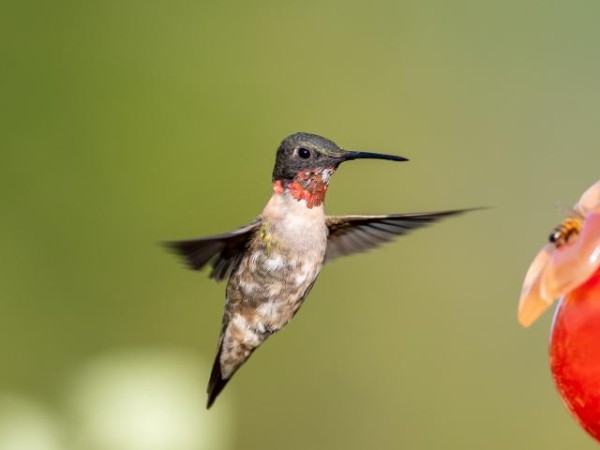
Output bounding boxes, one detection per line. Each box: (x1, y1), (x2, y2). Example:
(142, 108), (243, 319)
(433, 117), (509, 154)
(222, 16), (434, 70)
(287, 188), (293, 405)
(298, 148), (311, 159)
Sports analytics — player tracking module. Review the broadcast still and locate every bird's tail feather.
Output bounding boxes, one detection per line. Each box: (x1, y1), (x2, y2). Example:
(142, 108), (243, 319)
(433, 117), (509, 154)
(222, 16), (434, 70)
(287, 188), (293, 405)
(206, 343), (230, 409)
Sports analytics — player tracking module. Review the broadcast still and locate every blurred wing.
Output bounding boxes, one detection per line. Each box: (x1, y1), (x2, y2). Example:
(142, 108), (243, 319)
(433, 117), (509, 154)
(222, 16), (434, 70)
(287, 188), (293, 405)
(164, 221), (260, 281)
(325, 209), (475, 262)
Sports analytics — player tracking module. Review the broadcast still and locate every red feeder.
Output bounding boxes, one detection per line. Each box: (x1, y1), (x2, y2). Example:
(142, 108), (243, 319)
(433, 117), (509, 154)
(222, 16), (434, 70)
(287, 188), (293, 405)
(519, 180), (600, 442)
(551, 267), (600, 441)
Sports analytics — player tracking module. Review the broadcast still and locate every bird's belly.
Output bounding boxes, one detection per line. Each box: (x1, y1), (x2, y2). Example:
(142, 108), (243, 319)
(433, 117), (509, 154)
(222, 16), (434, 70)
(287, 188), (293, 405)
(233, 252), (321, 326)
(227, 230), (326, 332)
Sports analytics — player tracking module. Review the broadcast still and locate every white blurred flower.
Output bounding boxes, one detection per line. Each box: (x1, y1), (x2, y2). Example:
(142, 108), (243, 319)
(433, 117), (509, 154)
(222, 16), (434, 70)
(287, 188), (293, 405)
(64, 348), (233, 450)
(0, 394), (64, 450)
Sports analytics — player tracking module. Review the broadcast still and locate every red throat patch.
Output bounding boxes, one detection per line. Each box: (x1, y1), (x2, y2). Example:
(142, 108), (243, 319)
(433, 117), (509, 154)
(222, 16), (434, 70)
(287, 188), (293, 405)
(272, 180), (284, 195)
(272, 167), (335, 208)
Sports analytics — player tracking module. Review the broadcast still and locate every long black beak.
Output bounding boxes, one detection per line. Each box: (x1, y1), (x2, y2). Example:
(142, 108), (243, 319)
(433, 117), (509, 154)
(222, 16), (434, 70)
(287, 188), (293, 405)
(343, 150), (409, 162)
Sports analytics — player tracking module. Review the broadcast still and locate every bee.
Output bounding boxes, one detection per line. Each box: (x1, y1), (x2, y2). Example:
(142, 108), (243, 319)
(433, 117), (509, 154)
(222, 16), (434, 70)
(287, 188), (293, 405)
(548, 216), (583, 247)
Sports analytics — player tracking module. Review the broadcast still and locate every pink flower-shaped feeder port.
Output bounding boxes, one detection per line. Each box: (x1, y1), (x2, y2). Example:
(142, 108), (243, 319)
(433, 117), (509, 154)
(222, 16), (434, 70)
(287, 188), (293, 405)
(519, 180), (600, 327)
(519, 180), (600, 442)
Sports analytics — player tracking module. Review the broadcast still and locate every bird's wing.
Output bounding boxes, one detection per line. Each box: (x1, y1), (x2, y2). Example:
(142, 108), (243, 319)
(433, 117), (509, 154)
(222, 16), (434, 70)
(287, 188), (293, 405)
(325, 209), (475, 262)
(165, 220), (260, 281)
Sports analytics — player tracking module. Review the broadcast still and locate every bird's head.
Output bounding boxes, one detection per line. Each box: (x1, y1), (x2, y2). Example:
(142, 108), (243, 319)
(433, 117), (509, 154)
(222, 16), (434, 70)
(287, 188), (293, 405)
(271, 132), (407, 208)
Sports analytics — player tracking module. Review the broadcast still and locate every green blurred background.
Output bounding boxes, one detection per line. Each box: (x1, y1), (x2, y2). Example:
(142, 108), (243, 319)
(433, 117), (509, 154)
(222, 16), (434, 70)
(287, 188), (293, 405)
(2, 0), (600, 449)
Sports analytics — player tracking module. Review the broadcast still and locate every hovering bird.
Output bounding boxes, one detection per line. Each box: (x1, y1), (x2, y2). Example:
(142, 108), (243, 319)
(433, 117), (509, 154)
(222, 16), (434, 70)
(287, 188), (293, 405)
(167, 132), (472, 408)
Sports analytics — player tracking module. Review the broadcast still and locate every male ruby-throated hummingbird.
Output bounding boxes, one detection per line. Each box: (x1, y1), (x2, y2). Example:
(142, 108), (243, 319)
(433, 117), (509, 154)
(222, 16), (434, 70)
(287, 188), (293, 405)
(167, 132), (472, 408)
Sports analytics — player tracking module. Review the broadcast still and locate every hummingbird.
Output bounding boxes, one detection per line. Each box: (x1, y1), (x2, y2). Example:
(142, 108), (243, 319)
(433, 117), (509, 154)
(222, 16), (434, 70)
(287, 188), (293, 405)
(167, 132), (472, 408)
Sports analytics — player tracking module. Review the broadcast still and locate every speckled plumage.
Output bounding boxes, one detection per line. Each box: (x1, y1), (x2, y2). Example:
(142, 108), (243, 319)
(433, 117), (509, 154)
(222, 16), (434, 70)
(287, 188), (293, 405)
(219, 191), (327, 378)
(166, 132), (475, 408)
